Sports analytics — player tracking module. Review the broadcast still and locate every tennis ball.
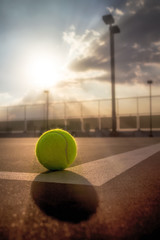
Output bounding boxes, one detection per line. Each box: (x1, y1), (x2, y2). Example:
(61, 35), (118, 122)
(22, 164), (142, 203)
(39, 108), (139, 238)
(36, 129), (77, 170)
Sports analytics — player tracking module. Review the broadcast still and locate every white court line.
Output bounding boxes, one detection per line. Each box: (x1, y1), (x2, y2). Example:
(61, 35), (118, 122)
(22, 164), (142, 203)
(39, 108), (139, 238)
(0, 143), (160, 186)
(69, 143), (160, 186)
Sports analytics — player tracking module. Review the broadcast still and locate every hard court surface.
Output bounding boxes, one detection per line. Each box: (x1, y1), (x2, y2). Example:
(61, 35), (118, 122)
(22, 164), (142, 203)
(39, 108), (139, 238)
(0, 137), (160, 240)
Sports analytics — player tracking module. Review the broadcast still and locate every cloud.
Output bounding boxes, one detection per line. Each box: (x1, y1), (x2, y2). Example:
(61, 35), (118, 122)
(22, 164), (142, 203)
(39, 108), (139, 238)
(63, 27), (109, 72)
(63, 0), (160, 85)
(125, 0), (145, 11)
(116, 0), (160, 83)
(69, 56), (107, 72)
(106, 6), (124, 20)
(63, 27), (101, 61)
(115, 8), (124, 16)
(0, 92), (16, 106)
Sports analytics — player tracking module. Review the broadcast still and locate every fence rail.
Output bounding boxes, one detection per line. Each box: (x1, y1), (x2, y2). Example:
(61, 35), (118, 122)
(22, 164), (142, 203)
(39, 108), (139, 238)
(0, 95), (160, 133)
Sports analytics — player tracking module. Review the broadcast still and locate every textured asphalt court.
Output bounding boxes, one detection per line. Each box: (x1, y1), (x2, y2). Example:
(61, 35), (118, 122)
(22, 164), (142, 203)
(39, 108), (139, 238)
(0, 137), (160, 240)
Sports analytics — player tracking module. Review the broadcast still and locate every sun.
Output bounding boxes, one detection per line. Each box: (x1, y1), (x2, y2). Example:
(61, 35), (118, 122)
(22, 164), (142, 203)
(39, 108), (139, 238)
(26, 52), (62, 89)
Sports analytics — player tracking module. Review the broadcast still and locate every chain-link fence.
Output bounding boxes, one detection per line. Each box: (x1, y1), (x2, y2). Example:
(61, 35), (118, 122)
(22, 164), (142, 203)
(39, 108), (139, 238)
(0, 95), (160, 134)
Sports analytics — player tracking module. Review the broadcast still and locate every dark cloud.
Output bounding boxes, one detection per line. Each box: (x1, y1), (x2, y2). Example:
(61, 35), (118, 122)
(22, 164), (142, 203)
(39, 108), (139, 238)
(120, 0), (160, 46)
(69, 0), (160, 84)
(70, 56), (107, 72)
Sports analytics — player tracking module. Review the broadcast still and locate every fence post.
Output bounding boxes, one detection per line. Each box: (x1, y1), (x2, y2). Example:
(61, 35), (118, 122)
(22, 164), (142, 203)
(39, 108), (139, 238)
(80, 102), (84, 132)
(24, 105), (27, 133)
(136, 97), (140, 130)
(116, 99), (120, 130)
(64, 102), (67, 130)
(98, 100), (101, 131)
(6, 107), (9, 130)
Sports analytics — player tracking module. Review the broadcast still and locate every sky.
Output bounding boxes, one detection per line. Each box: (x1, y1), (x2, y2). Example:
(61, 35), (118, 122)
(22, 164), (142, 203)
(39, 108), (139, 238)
(0, 0), (160, 106)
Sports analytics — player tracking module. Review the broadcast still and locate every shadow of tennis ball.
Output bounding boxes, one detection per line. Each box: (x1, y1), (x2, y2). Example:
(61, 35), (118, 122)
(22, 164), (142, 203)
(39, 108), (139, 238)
(31, 171), (98, 223)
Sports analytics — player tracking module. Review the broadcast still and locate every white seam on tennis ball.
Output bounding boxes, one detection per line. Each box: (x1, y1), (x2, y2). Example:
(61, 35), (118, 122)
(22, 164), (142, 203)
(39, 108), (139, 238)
(53, 131), (69, 165)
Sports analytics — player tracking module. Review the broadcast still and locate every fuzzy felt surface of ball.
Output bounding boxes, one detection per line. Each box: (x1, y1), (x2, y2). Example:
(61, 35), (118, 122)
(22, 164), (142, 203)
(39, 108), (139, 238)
(36, 129), (77, 170)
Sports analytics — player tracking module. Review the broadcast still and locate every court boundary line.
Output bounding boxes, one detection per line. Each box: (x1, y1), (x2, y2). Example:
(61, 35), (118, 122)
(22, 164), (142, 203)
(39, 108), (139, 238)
(0, 143), (160, 186)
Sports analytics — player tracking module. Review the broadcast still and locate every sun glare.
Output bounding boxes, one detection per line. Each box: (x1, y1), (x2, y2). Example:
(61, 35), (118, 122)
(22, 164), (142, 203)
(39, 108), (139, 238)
(26, 52), (62, 89)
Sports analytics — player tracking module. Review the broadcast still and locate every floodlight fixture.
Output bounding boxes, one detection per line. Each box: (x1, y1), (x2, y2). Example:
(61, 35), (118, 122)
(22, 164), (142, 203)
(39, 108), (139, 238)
(102, 14), (114, 25)
(44, 90), (49, 94)
(111, 25), (120, 34)
(147, 80), (153, 85)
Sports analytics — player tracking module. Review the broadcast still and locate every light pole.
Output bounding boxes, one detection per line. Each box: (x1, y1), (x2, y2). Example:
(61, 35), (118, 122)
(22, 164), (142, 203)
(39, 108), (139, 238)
(44, 90), (49, 130)
(147, 80), (153, 137)
(102, 14), (120, 136)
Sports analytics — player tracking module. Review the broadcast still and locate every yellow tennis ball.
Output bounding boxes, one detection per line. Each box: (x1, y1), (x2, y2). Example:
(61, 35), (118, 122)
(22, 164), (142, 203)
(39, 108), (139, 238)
(36, 129), (77, 170)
